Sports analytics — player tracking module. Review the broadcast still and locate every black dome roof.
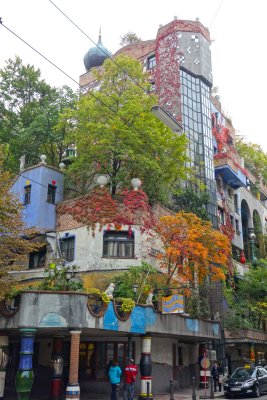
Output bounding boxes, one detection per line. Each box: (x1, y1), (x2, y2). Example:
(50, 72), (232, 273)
(83, 32), (112, 72)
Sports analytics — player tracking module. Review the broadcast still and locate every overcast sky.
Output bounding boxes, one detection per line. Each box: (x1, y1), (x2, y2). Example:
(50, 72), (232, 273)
(1, 0), (266, 151)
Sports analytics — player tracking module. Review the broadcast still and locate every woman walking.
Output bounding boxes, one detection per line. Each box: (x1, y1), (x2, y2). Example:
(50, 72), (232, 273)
(109, 360), (122, 400)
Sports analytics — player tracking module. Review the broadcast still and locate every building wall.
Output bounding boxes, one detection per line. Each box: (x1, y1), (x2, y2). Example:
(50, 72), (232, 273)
(239, 187), (267, 233)
(56, 224), (157, 272)
(10, 164), (64, 231)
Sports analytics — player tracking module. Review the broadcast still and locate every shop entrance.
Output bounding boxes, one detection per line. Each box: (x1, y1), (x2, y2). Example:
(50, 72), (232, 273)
(79, 341), (135, 381)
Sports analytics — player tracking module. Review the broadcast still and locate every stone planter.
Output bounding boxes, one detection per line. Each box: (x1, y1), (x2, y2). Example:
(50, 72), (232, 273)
(87, 294), (109, 317)
(113, 301), (132, 321)
(0, 295), (21, 317)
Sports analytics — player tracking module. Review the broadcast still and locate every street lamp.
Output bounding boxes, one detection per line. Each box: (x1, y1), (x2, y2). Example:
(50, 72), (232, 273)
(248, 229), (257, 264)
(132, 284), (138, 301)
(66, 271), (72, 291)
(151, 105), (183, 133)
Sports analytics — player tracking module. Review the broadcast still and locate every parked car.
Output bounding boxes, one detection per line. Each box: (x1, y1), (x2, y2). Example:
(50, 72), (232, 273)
(224, 366), (267, 398)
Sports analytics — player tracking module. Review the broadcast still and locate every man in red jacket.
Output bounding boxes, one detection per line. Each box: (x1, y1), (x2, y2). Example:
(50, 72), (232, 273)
(123, 358), (138, 400)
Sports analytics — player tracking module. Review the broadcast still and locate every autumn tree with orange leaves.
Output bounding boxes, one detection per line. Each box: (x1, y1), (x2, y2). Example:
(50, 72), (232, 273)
(156, 211), (231, 286)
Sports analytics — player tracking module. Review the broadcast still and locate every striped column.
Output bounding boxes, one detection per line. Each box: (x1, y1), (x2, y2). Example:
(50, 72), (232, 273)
(66, 331), (81, 400)
(0, 335), (9, 400)
(15, 328), (37, 400)
(139, 336), (153, 400)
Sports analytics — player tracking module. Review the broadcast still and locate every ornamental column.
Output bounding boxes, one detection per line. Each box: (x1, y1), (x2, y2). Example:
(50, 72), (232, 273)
(50, 336), (64, 400)
(0, 335), (9, 400)
(15, 328), (37, 400)
(66, 331), (81, 400)
(139, 336), (153, 400)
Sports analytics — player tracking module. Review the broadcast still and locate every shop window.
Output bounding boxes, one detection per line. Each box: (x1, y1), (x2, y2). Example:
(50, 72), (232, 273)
(147, 55), (156, 70)
(29, 247), (46, 269)
(60, 236), (75, 261)
(79, 341), (134, 381)
(103, 231), (134, 258)
(24, 185), (31, 204)
(47, 184), (57, 204)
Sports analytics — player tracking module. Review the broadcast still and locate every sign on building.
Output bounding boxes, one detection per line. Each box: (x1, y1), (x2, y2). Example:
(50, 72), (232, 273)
(162, 294), (184, 314)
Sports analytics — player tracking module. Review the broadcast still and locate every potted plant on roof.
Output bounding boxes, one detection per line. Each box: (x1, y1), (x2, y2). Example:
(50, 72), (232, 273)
(87, 287), (111, 317)
(113, 297), (135, 321)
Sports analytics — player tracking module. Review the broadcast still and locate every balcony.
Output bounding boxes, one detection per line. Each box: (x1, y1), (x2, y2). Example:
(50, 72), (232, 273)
(225, 328), (267, 343)
(232, 259), (249, 278)
(214, 155), (247, 189)
(0, 291), (221, 341)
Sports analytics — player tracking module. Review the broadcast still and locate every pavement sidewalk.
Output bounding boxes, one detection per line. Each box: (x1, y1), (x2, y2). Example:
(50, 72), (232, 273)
(5, 387), (225, 399)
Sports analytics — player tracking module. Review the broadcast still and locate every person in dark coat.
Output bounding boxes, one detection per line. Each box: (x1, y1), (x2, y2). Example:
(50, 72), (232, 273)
(211, 361), (223, 392)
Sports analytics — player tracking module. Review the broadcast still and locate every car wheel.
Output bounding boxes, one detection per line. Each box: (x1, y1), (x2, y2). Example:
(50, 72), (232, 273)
(253, 385), (260, 397)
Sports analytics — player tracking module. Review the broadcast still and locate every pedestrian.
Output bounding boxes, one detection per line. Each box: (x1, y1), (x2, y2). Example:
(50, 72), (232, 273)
(109, 360), (122, 400)
(106, 359), (113, 380)
(211, 361), (223, 392)
(123, 358), (138, 400)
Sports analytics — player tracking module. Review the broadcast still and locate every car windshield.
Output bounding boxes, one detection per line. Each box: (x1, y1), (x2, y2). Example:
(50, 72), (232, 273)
(231, 368), (255, 379)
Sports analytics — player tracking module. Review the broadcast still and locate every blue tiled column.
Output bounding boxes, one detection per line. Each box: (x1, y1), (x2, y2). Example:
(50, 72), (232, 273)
(15, 329), (37, 400)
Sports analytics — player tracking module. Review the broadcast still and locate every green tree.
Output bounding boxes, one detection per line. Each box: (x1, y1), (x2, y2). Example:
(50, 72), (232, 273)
(236, 138), (267, 182)
(226, 266), (267, 329)
(113, 263), (165, 303)
(120, 32), (141, 46)
(62, 54), (188, 203)
(238, 266), (267, 303)
(0, 56), (77, 171)
(171, 187), (209, 220)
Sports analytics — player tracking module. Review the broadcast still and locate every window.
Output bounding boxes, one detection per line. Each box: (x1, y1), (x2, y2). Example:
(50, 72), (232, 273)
(178, 346), (183, 366)
(29, 248), (46, 269)
(103, 231), (134, 258)
(235, 219), (240, 234)
(24, 185), (31, 204)
(230, 215), (234, 226)
(218, 207), (224, 225)
(234, 194), (239, 214)
(147, 55), (156, 70)
(60, 237), (75, 262)
(47, 184), (57, 204)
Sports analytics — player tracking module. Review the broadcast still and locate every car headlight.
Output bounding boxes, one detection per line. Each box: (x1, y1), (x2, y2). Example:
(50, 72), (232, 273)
(224, 383), (229, 387)
(243, 381), (253, 387)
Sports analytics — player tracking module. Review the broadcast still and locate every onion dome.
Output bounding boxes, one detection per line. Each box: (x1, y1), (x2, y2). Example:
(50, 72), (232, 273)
(83, 29), (112, 72)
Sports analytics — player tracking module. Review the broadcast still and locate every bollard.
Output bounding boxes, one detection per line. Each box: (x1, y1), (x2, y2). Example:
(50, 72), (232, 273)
(170, 379), (174, 400)
(146, 380), (150, 399)
(192, 376), (197, 400)
(116, 383), (120, 400)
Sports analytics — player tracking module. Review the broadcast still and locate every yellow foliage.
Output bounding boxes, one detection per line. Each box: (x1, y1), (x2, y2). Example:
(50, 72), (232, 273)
(156, 211), (231, 285)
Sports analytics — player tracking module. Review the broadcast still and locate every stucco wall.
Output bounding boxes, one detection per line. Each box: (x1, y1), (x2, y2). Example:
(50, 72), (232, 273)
(55, 224), (158, 272)
(239, 186), (267, 234)
(10, 164), (64, 231)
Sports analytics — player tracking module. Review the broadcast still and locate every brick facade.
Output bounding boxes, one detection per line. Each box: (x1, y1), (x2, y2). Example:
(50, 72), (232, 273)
(68, 331), (82, 385)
